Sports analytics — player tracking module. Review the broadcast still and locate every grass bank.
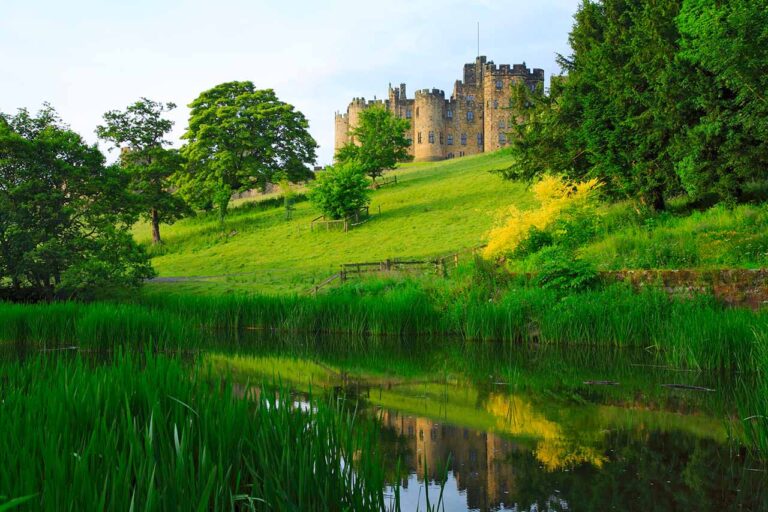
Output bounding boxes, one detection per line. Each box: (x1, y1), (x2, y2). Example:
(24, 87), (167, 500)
(0, 353), (395, 511)
(3, 281), (766, 374)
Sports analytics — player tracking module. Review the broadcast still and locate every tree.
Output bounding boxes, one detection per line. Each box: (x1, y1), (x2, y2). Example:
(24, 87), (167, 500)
(307, 163), (371, 220)
(0, 105), (154, 300)
(179, 82), (317, 221)
(96, 98), (189, 244)
(673, 0), (768, 202)
(335, 105), (412, 181)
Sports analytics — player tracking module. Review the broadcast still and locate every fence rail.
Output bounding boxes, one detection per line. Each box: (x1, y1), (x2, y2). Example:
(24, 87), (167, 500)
(310, 206), (370, 232)
(306, 244), (486, 295)
(371, 175), (398, 189)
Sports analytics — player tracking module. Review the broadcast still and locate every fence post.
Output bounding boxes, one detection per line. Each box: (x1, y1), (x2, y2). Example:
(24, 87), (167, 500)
(454, 253), (459, 268)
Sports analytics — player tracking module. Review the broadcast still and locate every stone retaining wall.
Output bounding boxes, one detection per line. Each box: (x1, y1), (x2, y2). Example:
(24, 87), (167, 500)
(604, 269), (768, 309)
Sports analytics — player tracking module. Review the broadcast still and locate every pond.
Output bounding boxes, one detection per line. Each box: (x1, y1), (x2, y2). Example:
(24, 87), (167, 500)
(203, 334), (768, 511)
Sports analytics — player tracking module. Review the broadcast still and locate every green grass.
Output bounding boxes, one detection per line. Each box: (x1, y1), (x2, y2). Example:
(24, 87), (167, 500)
(511, 201), (768, 272)
(0, 353), (393, 511)
(135, 152), (532, 294)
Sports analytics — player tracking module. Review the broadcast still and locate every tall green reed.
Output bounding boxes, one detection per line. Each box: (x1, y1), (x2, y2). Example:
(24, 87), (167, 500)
(0, 353), (393, 511)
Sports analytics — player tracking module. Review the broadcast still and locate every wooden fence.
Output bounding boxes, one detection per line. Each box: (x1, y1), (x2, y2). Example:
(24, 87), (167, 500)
(307, 245), (486, 295)
(370, 175), (398, 189)
(310, 206), (370, 233)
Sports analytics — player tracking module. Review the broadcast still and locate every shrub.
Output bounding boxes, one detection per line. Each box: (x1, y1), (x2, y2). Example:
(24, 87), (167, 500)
(308, 163), (371, 220)
(532, 247), (599, 292)
(484, 175), (602, 258)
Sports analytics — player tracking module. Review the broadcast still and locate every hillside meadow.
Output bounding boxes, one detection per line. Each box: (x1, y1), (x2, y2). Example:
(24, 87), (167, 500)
(136, 152), (533, 295)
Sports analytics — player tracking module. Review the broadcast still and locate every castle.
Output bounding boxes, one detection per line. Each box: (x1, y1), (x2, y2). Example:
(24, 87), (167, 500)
(334, 56), (544, 162)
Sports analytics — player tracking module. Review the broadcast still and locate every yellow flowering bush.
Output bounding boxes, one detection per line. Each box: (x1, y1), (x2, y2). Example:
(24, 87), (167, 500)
(484, 175), (602, 259)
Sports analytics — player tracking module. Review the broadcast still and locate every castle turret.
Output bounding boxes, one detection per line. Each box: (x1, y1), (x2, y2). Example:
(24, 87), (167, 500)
(413, 89), (446, 162)
(333, 112), (349, 156)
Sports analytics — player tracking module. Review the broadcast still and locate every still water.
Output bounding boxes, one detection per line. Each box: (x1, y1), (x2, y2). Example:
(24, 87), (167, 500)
(210, 335), (767, 511)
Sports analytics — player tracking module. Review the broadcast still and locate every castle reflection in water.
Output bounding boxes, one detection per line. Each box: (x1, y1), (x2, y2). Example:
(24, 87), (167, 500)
(379, 409), (527, 511)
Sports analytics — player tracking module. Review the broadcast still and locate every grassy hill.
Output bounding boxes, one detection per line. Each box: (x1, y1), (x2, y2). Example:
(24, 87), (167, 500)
(137, 149), (768, 297)
(137, 152), (531, 295)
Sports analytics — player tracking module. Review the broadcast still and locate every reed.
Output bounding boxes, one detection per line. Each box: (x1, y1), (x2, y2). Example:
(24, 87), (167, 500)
(0, 353), (393, 511)
(1, 282), (766, 375)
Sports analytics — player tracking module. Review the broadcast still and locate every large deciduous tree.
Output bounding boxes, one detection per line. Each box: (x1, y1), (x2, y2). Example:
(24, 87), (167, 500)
(0, 105), (154, 300)
(335, 105), (412, 182)
(96, 98), (188, 244)
(179, 82), (317, 221)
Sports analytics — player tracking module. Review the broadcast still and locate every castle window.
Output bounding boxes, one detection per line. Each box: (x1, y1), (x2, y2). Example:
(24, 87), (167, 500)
(499, 133), (507, 144)
(428, 131), (435, 144)
(461, 133), (467, 146)
(417, 132), (422, 144)
(493, 100), (499, 109)
(496, 79), (503, 90)
(406, 109), (412, 119)
(416, 107), (419, 117)
(467, 111), (474, 122)
(498, 119), (505, 129)
(447, 134), (454, 145)
(446, 110), (453, 119)
(477, 133), (483, 146)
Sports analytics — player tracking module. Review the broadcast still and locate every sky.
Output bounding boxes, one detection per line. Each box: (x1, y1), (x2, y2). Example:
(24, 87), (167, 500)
(0, 0), (580, 166)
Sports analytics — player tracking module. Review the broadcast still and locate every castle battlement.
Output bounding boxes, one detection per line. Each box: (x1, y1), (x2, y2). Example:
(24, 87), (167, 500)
(335, 55), (545, 162)
(415, 88), (446, 99)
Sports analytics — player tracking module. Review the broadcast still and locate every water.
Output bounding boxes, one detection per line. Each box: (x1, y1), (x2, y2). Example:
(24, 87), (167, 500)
(5, 334), (766, 510)
(208, 334), (768, 511)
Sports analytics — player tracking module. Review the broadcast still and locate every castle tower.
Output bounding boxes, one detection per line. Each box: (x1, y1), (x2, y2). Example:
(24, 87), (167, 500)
(334, 112), (349, 154)
(482, 62), (544, 152)
(413, 89), (447, 162)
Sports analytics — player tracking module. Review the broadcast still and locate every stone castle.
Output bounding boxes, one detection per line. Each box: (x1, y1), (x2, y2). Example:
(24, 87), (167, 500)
(334, 56), (544, 162)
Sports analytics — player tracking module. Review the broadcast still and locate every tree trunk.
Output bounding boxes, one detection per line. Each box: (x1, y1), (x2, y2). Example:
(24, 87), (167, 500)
(151, 208), (162, 244)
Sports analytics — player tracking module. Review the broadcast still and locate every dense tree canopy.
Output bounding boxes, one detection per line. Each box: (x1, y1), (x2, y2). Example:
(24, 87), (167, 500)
(335, 105), (412, 181)
(96, 98), (189, 244)
(0, 106), (154, 300)
(179, 82), (317, 220)
(501, 0), (768, 209)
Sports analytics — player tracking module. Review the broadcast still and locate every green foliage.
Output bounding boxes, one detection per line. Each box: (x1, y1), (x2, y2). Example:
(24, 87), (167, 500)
(178, 82), (317, 221)
(502, 0), (768, 208)
(532, 248), (599, 292)
(335, 105), (412, 181)
(513, 227), (554, 258)
(96, 98), (190, 244)
(0, 105), (154, 300)
(0, 354), (390, 510)
(673, 0), (768, 202)
(308, 163), (372, 220)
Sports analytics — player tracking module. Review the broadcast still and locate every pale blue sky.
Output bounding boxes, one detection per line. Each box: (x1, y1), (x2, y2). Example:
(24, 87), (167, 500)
(0, 0), (580, 165)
